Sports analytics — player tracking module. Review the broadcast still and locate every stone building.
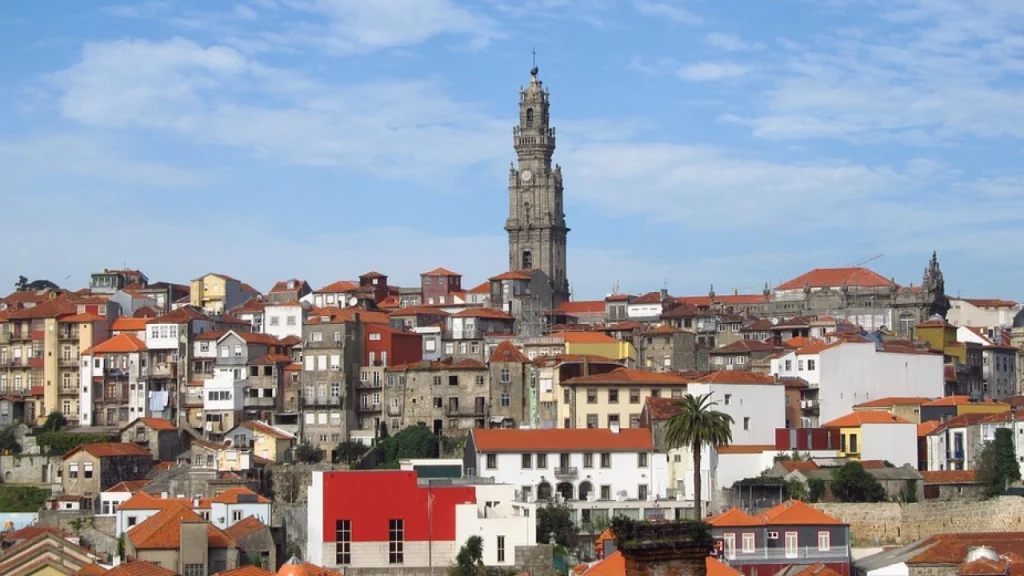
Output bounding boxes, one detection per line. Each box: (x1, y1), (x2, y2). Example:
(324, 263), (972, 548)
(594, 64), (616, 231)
(486, 341), (532, 428)
(61, 442), (153, 499)
(386, 358), (498, 435)
(637, 325), (707, 373)
(121, 417), (188, 462)
(707, 340), (777, 372)
(506, 66), (570, 306)
(300, 309), (364, 455)
(444, 308), (515, 362)
(267, 278), (311, 304)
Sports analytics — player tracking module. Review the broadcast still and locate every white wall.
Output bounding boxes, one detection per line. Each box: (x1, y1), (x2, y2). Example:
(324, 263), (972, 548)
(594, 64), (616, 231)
(146, 323), (180, 350)
(627, 303), (663, 319)
(308, 471), (324, 565)
(79, 355), (97, 426)
(860, 422), (917, 467)
(948, 299), (1021, 328)
(204, 370), (245, 411)
(715, 451), (778, 492)
(686, 383), (786, 446)
(210, 501), (272, 529)
(454, 484), (536, 567)
(265, 304), (305, 340)
(813, 342), (943, 424)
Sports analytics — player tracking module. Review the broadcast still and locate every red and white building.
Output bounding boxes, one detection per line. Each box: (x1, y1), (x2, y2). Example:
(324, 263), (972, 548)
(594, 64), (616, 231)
(307, 470), (535, 570)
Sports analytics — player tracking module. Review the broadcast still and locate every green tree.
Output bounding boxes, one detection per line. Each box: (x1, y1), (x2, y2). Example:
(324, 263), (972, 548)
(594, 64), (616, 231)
(830, 462), (885, 502)
(0, 485), (51, 512)
(294, 442), (324, 464)
(536, 501), (576, 547)
(333, 440), (369, 465)
(0, 426), (22, 455)
(786, 479), (808, 501)
(664, 392), (734, 519)
(976, 428), (1022, 496)
(376, 424), (438, 468)
(37, 431), (116, 455)
(42, 412), (67, 432)
(450, 535), (484, 576)
(807, 478), (826, 502)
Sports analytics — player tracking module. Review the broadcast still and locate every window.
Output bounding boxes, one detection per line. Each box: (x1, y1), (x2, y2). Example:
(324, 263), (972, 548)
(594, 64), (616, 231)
(586, 414), (598, 428)
(497, 535), (506, 563)
(784, 360), (792, 371)
(563, 388), (571, 404)
(389, 519), (404, 564)
(537, 454), (547, 468)
(638, 453), (648, 467)
(724, 534), (736, 560)
(785, 532), (798, 558)
(850, 434), (858, 454)
(808, 359), (816, 370)
(587, 389), (597, 404)
(269, 316), (280, 326)
(526, 108), (534, 127)
(433, 376), (442, 387)
(724, 394), (732, 406)
(817, 531), (830, 551)
(743, 417), (750, 431)
(501, 393), (511, 407)
(583, 453), (594, 468)
(232, 510), (243, 522)
(522, 454), (532, 469)
(742, 533), (755, 553)
(234, 345), (243, 357)
(475, 375), (485, 387)
(312, 331), (323, 342)
(629, 389), (640, 404)
(369, 332), (382, 341)
(629, 414), (640, 428)
(501, 368), (510, 383)
(184, 565), (205, 576)
(334, 519), (353, 564)
(84, 462), (93, 479)
(650, 388), (660, 398)
(638, 484), (648, 500)
(127, 516), (137, 527)
(486, 454), (497, 469)
(608, 389), (619, 404)
(69, 463), (79, 479)
(600, 453), (611, 468)
(600, 485), (611, 500)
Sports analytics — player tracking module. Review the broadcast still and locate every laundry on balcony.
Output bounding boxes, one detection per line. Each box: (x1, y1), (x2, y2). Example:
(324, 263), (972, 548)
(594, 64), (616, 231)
(149, 390), (169, 412)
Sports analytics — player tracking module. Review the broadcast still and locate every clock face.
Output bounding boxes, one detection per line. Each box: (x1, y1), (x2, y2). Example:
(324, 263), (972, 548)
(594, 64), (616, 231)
(521, 169), (533, 182)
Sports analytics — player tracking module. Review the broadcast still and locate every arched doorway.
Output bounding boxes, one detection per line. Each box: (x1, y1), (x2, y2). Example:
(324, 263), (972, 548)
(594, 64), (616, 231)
(578, 481), (594, 502)
(556, 482), (574, 501)
(537, 482), (553, 501)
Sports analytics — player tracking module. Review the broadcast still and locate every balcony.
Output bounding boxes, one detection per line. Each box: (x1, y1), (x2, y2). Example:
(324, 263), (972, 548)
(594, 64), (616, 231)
(59, 356), (80, 367)
(105, 367), (129, 379)
(9, 330), (29, 341)
(356, 380), (383, 390)
(184, 394), (204, 408)
(387, 405), (402, 416)
(59, 329), (79, 340)
(243, 397), (277, 408)
(800, 399), (820, 414)
(721, 545), (851, 564)
(150, 363), (177, 378)
(302, 396), (342, 407)
(356, 403), (382, 413)
(0, 332), (8, 344)
(554, 466), (578, 478)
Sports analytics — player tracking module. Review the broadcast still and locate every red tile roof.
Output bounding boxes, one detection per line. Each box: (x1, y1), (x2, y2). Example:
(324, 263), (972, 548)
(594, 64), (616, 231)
(106, 480), (150, 493)
(918, 420), (940, 437)
(472, 428), (653, 452)
(75, 563), (108, 576)
(711, 340), (777, 354)
(930, 413), (993, 434)
(421, 267), (461, 277)
(631, 291), (664, 305)
(822, 411), (912, 427)
(580, 551), (739, 576)
(489, 270), (533, 281)
(961, 298), (1019, 308)
(756, 499), (843, 525)
(691, 371), (777, 385)
(489, 341), (530, 364)
(214, 564), (274, 576)
(781, 460), (820, 472)
(706, 507), (760, 527)
(85, 333), (147, 355)
(563, 367), (693, 386)
(212, 487), (270, 504)
(7, 299), (77, 320)
(923, 396), (1007, 407)
(222, 516), (269, 543)
(100, 560), (178, 576)
(717, 444), (775, 454)
(110, 317), (151, 332)
(920, 469), (979, 484)
(316, 280), (358, 293)
(558, 300), (606, 315)
(466, 281), (490, 295)
(229, 297), (266, 315)
(855, 397), (934, 408)
(151, 306), (208, 324)
(644, 397), (682, 420)
(135, 417), (176, 431)
(270, 279), (310, 293)
(647, 324), (689, 335)
(791, 564), (845, 576)
(906, 533), (1024, 565)
(605, 293), (633, 302)
(453, 307), (514, 320)
(776, 267), (893, 291)
(62, 313), (107, 323)
(127, 503), (234, 549)
(796, 340), (842, 355)
(64, 442), (152, 459)
(194, 330), (229, 341)
(251, 353), (294, 365)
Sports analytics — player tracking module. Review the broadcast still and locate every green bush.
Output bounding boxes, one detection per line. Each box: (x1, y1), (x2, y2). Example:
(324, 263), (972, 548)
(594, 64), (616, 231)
(0, 485), (51, 512)
(37, 432), (116, 456)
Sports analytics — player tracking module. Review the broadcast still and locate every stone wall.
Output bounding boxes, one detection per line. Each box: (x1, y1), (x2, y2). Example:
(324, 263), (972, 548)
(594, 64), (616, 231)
(0, 454), (61, 484)
(266, 462), (338, 504)
(812, 496), (1024, 545)
(36, 509), (117, 539)
(274, 504), (308, 559)
(516, 544), (555, 576)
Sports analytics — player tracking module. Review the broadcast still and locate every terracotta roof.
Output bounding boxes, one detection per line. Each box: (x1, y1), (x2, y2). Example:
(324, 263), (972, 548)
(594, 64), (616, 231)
(776, 267), (893, 291)
(270, 279), (310, 293)
(564, 367), (693, 386)
(920, 469), (980, 484)
(284, 362), (302, 372)
(251, 353), (294, 365)
(644, 397), (682, 420)
(961, 298), (1019, 308)
(781, 460), (820, 472)
(106, 480), (150, 493)
(918, 421), (940, 437)
(710, 340), (777, 354)
(316, 280), (358, 293)
(306, 306), (390, 325)
(581, 551), (739, 576)
(855, 397), (934, 408)
(691, 371), (777, 385)
(213, 566), (274, 576)
(229, 297), (266, 315)
(134, 417), (176, 431)
(240, 282), (260, 294)
(85, 333), (147, 355)
(194, 330), (229, 341)
(822, 411), (911, 427)
(359, 271), (386, 279)
(421, 267), (461, 277)
(62, 313), (107, 323)
(472, 428), (653, 452)
(554, 331), (621, 345)
(558, 300), (606, 315)
(707, 507), (760, 527)
(906, 533), (1024, 565)
(110, 317), (151, 332)
(453, 307), (513, 320)
(64, 442), (152, 459)
(630, 291), (665, 305)
(223, 515), (268, 542)
(784, 336), (814, 349)
(467, 281), (490, 294)
(717, 444), (775, 454)
(150, 306), (208, 324)
(707, 556), (743, 576)
(127, 503), (235, 549)
(212, 487), (271, 504)
(76, 563), (107, 576)
(236, 331), (284, 346)
(489, 270), (533, 281)
(923, 396), (1007, 407)
(7, 299), (77, 320)
(780, 377), (809, 389)
(796, 340), (841, 355)
(958, 557), (1010, 576)
(790, 564), (844, 576)
(647, 324), (688, 335)
(605, 293), (633, 302)
(757, 499), (843, 525)
(0, 525), (64, 543)
(100, 560), (178, 576)
(930, 413), (993, 434)
(489, 341), (530, 364)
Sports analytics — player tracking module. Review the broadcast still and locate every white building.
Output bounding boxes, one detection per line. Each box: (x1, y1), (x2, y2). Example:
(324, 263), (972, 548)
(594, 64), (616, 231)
(455, 483), (537, 566)
(771, 340), (944, 425)
(686, 372), (786, 446)
(312, 281), (359, 308)
(925, 414), (988, 471)
(116, 492), (213, 537)
(465, 427), (694, 522)
(203, 368), (246, 434)
(860, 421), (918, 468)
(413, 326), (442, 362)
(948, 298), (1021, 328)
(264, 301), (307, 341)
(957, 326), (1018, 399)
(97, 480), (149, 517)
(209, 487), (272, 529)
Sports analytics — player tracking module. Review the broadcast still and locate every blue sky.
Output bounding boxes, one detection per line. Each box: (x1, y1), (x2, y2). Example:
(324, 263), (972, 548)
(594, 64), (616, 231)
(1, 0), (1022, 300)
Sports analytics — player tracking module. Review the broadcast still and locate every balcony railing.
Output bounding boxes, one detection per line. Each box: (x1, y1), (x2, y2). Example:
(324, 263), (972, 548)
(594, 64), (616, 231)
(105, 368), (129, 378)
(357, 404), (382, 413)
(59, 356), (80, 367)
(302, 396), (342, 407)
(59, 329), (79, 340)
(10, 330), (29, 341)
(387, 405), (402, 416)
(150, 363), (177, 378)
(243, 397), (276, 408)
(554, 466), (578, 478)
(721, 545), (851, 563)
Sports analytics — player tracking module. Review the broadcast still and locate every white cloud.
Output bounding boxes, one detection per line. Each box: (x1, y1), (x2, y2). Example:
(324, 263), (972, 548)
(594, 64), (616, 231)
(632, 0), (701, 26)
(234, 4), (258, 19)
(101, 1), (173, 18)
(677, 62), (749, 81)
(705, 33), (749, 51)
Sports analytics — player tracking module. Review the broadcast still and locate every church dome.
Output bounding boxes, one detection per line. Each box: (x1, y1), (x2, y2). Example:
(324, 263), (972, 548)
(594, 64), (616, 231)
(1013, 308), (1024, 328)
(277, 556), (308, 576)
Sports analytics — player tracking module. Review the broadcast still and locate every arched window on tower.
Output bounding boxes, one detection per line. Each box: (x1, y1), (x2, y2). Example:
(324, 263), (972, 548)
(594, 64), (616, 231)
(522, 250), (533, 270)
(526, 108), (534, 128)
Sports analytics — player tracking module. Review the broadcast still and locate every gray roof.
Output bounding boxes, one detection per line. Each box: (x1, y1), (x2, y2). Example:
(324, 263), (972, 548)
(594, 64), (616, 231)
(854, 538), (938, 572)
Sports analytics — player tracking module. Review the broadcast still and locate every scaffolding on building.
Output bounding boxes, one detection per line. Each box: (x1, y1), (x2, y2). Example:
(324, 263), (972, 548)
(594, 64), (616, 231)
(516, 294), (547, 339)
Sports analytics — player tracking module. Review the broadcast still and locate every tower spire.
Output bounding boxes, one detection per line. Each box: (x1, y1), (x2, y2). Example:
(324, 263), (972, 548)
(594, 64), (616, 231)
(531, 47), (538, 77)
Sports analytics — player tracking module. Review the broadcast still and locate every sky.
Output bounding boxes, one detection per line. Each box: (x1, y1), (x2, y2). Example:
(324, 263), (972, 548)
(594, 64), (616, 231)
(1, 0), (1022, 301)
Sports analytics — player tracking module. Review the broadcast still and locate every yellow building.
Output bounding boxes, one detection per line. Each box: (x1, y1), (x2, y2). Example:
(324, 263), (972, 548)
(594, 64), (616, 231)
(921, 395), (1009, 416)
(233, 420), (296, 462)
(852, 397), (933, 423)
(822, 411), (913, 459)
(559, 367), (693, 429)
(533, 354), (624, 428)
(554, 332), (637, 364)
(916, 319), (966, 362)
(189, 272), (255, 314)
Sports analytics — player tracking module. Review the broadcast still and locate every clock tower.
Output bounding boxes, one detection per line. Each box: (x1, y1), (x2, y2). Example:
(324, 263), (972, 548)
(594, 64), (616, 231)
(505, 65), (570, 305)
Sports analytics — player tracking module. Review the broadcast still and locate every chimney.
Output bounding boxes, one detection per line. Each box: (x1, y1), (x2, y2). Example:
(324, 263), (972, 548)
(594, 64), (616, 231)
(618, 521), (713, 576)
(583, 356), (591, 377)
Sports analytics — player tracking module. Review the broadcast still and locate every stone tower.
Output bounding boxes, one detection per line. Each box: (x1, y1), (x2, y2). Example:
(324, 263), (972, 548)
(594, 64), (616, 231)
(505, 65), (570, 305)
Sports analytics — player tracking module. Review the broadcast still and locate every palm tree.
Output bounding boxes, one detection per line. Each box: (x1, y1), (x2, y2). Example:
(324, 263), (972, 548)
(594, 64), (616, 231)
(664, 392), (734, 520)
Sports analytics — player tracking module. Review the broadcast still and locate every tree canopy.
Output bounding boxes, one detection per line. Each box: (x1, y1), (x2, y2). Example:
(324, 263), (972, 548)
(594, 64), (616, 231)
(976, 428), (1021, 497)
(376, 424), (438, 468)
(0, 426), (22, 455)
(294, 442), (325, 464)
(333, 440), (369, 465)
(536, 501), (577, 547)
(664, 392), (734, 519)
(42, 412), (67, 432)
(450, 535), (484, 576)
(830, 461), (886, 502)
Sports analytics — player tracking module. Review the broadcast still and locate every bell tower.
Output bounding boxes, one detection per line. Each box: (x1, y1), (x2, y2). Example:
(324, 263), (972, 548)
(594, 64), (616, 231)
(505, 64), (570, 305)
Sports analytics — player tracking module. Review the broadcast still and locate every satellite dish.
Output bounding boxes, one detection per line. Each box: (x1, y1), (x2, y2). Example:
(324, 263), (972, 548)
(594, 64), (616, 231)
(771, 317), (779, 325)
(348, 297), (358, 307)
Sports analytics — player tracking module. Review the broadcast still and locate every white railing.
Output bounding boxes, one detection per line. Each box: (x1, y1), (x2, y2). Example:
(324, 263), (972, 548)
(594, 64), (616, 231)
(722, 545), (850, 563)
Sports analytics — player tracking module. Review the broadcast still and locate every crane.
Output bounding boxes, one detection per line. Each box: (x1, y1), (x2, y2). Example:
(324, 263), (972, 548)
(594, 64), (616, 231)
(850, 253), (884, 267)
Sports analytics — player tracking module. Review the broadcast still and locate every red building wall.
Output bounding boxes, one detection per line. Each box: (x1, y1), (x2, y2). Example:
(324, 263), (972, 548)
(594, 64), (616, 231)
(364, 327), (423, 367)
(775, 428), (840, 451)
(320, 471), (476, 543)
(421, 274), (462, 304)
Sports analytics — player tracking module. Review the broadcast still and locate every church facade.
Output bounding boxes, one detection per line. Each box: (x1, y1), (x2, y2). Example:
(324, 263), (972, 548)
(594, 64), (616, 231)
(505, 66), (570, 306)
